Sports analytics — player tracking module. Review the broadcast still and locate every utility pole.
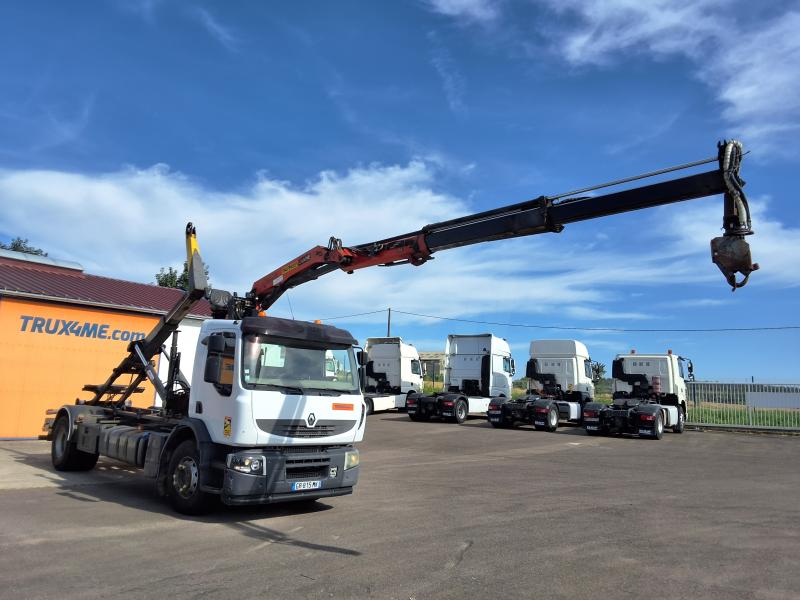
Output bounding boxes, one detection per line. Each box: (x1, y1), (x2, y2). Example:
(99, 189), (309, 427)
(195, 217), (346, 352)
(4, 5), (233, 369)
(387, 307), (391, 337)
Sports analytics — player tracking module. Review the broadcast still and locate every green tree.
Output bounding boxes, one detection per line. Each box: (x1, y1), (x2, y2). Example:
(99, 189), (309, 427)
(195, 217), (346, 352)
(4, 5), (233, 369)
(155, 261), (210, 290)
(591, 361), (606, 381)
(0, 237), (47, 256)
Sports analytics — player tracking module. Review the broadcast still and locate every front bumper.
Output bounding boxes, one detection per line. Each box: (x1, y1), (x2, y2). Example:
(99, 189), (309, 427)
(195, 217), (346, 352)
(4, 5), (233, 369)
(221, 446), (359, 506)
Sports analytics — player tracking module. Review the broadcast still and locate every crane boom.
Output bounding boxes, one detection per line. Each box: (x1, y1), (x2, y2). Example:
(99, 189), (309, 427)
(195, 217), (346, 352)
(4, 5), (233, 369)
(240, 141), (757, 315)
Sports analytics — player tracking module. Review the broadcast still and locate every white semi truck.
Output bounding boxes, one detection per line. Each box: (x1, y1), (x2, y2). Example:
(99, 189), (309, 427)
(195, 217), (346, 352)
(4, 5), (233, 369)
(582, 351), (693, 439)
(362, 337), (423, 414)
(488, 340), (594, 431)
(407, 334), (515, 424)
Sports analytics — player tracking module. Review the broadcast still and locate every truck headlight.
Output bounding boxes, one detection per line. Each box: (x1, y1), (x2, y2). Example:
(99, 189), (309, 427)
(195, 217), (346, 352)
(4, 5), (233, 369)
(227, 453), (266, 475)
(344, 449), (360, 471)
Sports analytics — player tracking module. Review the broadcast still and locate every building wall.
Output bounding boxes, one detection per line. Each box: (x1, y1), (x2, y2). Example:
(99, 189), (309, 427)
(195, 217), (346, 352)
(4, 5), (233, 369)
(0, 297), (162, 438)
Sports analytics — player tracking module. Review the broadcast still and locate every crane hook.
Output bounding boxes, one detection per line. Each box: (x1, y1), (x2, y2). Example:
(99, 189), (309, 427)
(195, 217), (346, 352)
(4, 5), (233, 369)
(710, 140), (759, 290)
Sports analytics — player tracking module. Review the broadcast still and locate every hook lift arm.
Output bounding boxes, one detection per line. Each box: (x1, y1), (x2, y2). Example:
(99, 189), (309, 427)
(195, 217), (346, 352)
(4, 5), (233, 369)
(214, 140), (758, 319)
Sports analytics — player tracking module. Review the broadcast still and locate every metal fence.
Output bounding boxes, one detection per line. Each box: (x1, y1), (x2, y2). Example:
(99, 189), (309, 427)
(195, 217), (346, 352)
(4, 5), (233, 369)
(687, 382), (800, 430)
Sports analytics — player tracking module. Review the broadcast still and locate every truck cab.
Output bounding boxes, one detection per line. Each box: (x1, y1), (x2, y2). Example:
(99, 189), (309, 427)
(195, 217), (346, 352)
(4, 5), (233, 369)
(49, 315), (366, 514)
(407, 334), (514, 424)
(488, 340), (594, 431)
(196, 317), (367, 447)
(362, 337), (423, 413)
(583, 350), (691, 439)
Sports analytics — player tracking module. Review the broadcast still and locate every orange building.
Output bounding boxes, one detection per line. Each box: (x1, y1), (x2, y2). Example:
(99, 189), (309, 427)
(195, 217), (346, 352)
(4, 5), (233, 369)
(0, 249), (209, 439)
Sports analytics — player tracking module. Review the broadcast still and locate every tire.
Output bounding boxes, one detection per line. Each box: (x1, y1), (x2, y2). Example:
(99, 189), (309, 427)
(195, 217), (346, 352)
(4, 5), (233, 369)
(649, 413), (664, 440)
(673, 407), (685, 433)
(453, 399), (468, 424)
(51, 416), (99, 472)
(545, 406), (559, 432)
(365, 398), (374, 416)
(408, 412), (421, 422)
(167, 440), (214, 515)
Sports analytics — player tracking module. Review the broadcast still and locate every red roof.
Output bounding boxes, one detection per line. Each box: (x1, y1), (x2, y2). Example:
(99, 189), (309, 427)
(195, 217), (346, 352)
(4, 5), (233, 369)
(0, 255), (211, 317)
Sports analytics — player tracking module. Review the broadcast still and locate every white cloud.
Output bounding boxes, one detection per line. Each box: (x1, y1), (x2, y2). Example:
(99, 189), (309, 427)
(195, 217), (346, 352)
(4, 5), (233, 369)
(428, 31), (467, 115)
(427, 0), (800, 155)
(0, 160), (795, 326)
(424, 0), (500, 23)
(191, 7), (240, 51)
(541, 1), (800, 153)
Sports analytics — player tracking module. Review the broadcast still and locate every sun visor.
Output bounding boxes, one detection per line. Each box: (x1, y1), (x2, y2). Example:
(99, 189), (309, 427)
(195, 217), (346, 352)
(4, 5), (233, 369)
(240, 316), (357, 347)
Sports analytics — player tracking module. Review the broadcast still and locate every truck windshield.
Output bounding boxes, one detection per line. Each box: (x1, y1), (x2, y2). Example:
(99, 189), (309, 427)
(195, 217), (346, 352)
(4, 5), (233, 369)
(241, 335), (358, 394)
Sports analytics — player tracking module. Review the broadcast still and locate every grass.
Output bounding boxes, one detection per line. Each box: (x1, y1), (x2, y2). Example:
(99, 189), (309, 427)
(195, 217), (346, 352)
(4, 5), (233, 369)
(688, 403), (800, 428)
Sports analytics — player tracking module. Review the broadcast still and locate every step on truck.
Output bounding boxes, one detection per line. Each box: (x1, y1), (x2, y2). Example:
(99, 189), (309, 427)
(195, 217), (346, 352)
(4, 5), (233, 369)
(582, 351), (693, 439)
(407, 334), (514, 424)
(46, 226), (365, 514)
(361, 337), (423, 414)
(488, 340), (594, 431)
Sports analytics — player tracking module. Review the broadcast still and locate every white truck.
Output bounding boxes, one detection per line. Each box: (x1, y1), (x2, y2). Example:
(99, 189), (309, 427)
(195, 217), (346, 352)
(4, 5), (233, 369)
(46, 226), (365, 514)
(582, 350), (693, 439)
(361, 337), (423, 414)
(488, 339), (595, 431)
(407, 334), (514, 424)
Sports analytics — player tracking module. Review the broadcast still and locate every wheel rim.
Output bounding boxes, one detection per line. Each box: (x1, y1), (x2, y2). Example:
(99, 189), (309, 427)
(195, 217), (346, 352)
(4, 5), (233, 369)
(457, 403), (466, 420)
(549, 409), (558, 428)
(53, 425), (67, 459)
(173, 456), (199, 499)
(656, 417), (664, 435)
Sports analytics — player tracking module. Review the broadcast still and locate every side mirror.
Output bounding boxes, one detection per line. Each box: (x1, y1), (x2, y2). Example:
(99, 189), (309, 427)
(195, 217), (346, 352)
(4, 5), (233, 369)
(687, 360), (695, 381)
(356, 350), (366, 366)
(422, 363), (428, 376)
(510, 358), (516, 376)
(207, 335), (226, 354)
(525, 359), (537, 379)
(204, 355), (233, 386)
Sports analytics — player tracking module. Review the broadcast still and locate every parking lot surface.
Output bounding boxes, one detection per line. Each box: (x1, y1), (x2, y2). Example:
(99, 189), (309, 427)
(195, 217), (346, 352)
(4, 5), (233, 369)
(1, 414), (798, 599)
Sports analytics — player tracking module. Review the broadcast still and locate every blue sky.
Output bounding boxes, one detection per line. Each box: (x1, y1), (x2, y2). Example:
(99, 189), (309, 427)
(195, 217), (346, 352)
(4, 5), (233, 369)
(0, 0), (798, 381)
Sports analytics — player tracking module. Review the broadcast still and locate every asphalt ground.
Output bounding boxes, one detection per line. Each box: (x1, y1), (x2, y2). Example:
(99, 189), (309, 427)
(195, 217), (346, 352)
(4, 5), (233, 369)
(0, 415), (798, 600)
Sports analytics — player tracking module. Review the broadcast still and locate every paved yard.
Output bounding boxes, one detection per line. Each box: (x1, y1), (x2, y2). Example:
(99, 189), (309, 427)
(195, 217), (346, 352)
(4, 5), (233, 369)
(0, 415), (798, 599)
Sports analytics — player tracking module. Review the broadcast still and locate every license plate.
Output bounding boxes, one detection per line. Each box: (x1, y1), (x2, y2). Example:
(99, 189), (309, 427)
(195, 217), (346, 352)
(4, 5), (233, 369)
(534, 420), (545, 426)
(291, 480), (321, 492)
(638, 429), (651, 435)
(586, 425), (598, 431)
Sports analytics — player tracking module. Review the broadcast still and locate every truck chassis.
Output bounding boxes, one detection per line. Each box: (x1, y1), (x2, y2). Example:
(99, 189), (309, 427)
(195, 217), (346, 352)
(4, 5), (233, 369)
(582, 397), (685, 439)
(488, 394), (586, 431)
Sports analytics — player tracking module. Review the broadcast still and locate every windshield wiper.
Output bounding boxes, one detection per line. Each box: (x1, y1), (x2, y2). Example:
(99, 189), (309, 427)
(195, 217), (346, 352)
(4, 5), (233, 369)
(253, 383), (305, 395)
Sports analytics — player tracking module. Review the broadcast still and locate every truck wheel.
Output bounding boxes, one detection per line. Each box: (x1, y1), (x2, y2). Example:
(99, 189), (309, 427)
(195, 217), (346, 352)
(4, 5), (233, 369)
(167, 440), (214, 515)
(51, 416), (99, 472)
(545, 406), (559, 432)
(365, 398), (374, 416)
(649, 413), (664, 440)
(454, 399), (468, 424)
(673, 407), (685, 433)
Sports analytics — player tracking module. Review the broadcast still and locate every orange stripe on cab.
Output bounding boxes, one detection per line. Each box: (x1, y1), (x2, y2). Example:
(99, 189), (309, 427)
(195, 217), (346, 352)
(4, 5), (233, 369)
(332, 403), (354, 411)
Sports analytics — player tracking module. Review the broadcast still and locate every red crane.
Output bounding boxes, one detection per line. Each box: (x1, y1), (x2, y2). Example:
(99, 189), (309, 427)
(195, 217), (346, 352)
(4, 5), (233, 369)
(210, 140), (757, 319)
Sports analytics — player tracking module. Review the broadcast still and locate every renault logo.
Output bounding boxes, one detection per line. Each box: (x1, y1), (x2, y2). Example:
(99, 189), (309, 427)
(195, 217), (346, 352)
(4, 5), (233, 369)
(306, 413), (316, 427)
